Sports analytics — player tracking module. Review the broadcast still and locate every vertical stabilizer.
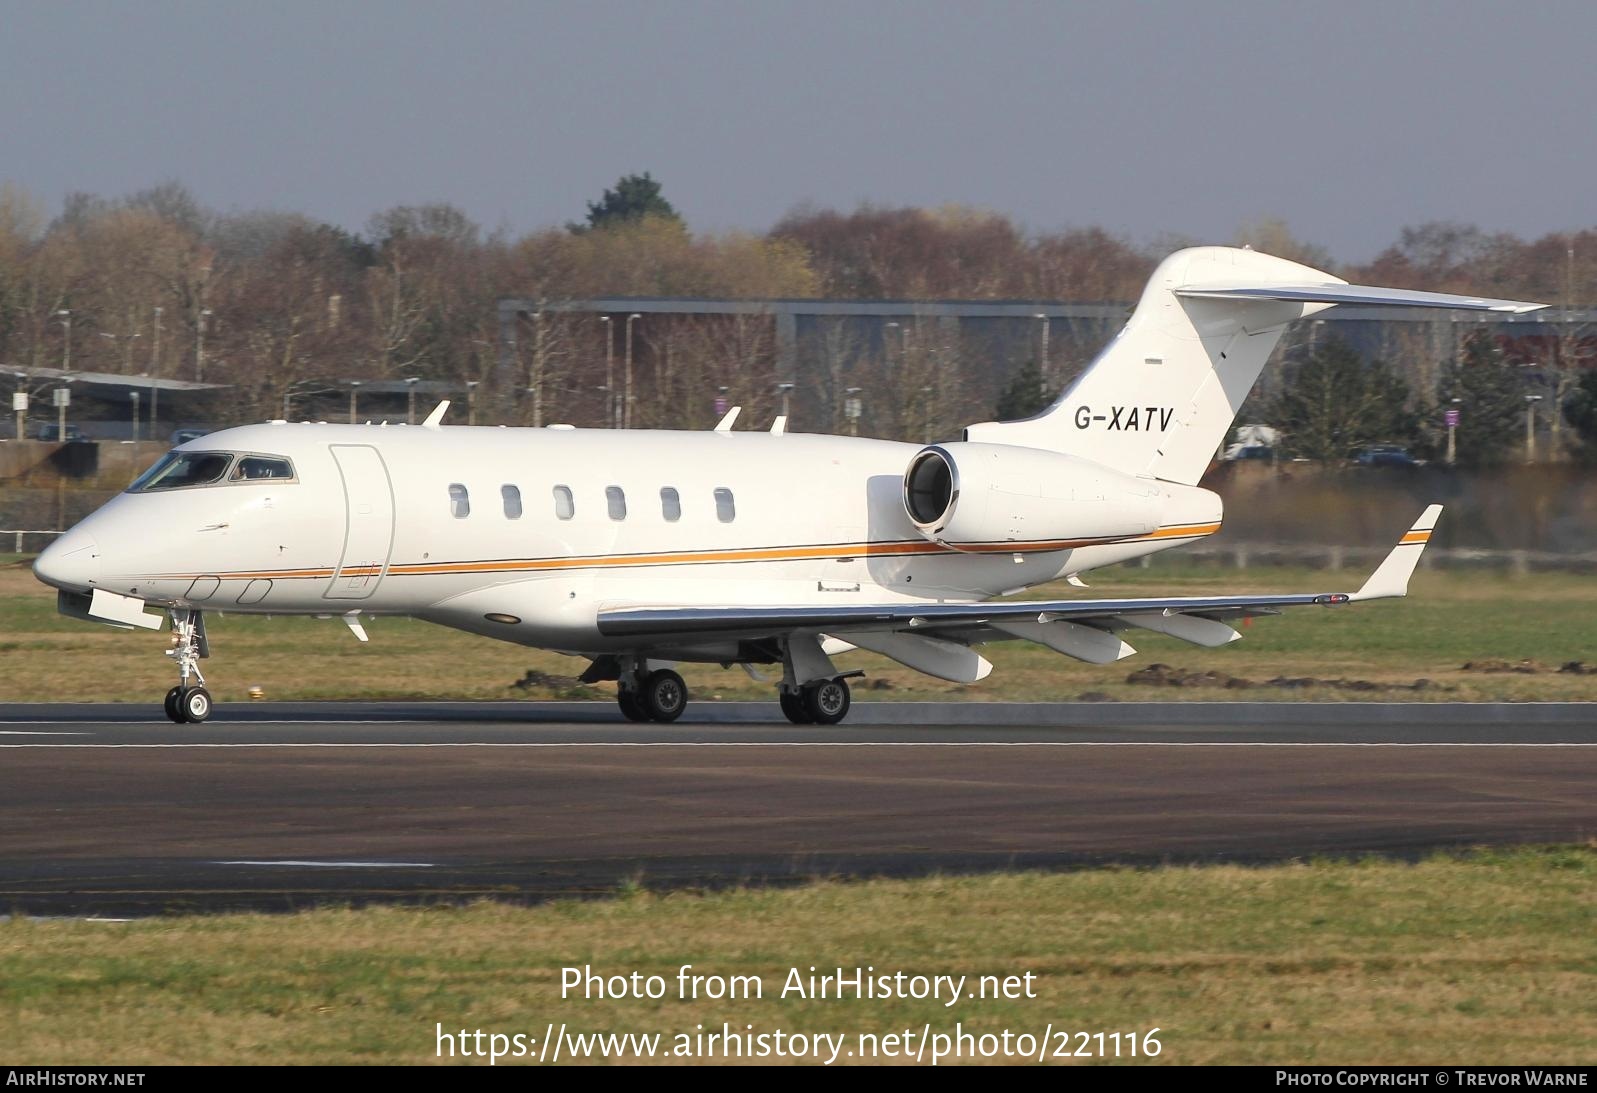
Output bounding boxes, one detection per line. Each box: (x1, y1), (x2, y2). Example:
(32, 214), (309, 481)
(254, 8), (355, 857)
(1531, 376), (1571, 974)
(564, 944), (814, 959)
(965, 247), (1332, 485)
(963, 247), (1544, 485)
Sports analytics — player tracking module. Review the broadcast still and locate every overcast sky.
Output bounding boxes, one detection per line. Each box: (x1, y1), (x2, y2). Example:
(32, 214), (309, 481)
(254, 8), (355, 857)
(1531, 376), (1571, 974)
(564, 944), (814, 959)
(3, 0), (1593, 263)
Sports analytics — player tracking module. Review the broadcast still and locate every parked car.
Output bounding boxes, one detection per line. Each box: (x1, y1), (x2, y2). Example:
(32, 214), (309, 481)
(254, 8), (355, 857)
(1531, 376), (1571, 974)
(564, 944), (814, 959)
(1353, 445), (1420, 469)
(36, 423), (85, 442)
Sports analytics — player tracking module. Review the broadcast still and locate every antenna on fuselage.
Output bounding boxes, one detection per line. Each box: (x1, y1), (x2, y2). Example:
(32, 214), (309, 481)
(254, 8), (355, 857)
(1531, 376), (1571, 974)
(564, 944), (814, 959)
(714, 406), (741, 432)
(421, 401), (450, 428)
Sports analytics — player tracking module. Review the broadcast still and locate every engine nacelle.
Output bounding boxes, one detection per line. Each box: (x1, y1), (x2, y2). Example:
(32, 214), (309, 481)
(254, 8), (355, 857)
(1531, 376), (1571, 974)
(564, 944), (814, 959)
(902, 442), (1208, 551)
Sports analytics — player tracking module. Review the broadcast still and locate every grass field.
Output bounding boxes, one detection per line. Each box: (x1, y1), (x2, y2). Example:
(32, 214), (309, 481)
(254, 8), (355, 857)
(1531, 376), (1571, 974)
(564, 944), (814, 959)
(4, 555), (1596, 705)
(2, 848), (1592, 1065)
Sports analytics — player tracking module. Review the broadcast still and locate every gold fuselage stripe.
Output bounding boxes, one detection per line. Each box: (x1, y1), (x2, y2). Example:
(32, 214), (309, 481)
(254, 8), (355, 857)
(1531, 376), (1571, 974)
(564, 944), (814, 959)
(151, 522), (1222, 583)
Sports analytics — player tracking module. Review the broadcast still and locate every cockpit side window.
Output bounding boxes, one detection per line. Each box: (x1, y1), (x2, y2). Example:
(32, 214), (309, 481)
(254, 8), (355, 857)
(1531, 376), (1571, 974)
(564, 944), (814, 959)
(230, 455), (295, 481)
(129, 451), (235, 491)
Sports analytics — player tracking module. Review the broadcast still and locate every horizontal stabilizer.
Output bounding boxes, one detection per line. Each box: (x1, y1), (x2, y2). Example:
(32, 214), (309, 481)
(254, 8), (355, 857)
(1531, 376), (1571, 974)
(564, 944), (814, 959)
(1174, 283), (1546, 314)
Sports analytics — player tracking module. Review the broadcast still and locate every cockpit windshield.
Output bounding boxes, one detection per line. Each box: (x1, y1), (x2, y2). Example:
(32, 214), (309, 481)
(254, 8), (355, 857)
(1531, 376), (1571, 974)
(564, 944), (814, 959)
(129, 451), (297, 492)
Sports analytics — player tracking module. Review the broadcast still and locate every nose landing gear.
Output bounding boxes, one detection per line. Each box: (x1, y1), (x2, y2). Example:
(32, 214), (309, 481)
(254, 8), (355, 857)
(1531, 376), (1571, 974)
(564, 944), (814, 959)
(163, 608), (213, 724)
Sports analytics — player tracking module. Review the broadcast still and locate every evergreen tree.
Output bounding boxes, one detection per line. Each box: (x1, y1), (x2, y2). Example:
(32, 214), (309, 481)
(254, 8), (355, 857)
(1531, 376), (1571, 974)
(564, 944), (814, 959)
(571, 172), (680, 233)
(1268, 337), (1419, 462)
(994, 358), (1050, 419)
(1435, 331), (1526, 468)
(1560, 367), (1597, 465)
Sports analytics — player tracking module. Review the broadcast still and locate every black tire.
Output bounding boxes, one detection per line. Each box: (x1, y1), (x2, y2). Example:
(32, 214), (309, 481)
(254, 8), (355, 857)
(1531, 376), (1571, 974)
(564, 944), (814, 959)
(180, 686), (212, 724)
(163, 686), (184, 724)
(641, 669), (688, 723)
(779, 690), (813, 724)
(617, 688), (649, 722)
(803, 678), (851, 725)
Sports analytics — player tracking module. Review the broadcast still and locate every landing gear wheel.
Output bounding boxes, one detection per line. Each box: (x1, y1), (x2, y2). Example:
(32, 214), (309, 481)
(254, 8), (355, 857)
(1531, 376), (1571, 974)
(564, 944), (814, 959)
(803, 678), (851, 725)
(779, 690), (813, 724)
(179, 686), (212, 724)
(163, 686), (184, 724)
(640, 669), (688, 723)
(617, 688), (649, 722)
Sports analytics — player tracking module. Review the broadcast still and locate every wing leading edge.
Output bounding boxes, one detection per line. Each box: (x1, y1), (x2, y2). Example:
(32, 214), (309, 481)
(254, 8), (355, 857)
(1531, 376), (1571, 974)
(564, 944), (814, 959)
(597, 507), (1442, 666)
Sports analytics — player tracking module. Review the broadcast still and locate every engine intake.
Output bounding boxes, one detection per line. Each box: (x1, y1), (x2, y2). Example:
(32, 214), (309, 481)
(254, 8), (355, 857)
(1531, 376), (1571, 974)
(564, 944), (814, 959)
(902, 442), (1206, 552)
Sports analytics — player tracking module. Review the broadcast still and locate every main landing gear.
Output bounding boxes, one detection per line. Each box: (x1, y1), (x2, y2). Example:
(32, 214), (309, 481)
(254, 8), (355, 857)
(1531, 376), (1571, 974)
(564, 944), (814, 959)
(163, 608), (212, 724)
(777, 677), (852, 725)
(775, 633), (855, 725)
(617, 663), (689, 723)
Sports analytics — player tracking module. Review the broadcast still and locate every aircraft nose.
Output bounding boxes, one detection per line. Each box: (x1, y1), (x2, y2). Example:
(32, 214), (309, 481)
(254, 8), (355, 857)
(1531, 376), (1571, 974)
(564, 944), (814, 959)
(33, 528), (101, 592)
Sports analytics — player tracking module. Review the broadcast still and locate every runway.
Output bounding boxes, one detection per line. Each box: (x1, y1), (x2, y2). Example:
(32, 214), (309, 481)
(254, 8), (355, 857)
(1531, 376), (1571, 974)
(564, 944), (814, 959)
(2, 701), (1593, 917)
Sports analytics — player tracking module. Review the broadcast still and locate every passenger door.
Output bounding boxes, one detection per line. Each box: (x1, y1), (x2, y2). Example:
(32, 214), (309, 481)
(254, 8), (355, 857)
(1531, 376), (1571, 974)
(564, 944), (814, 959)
(324, 445), (395, 600)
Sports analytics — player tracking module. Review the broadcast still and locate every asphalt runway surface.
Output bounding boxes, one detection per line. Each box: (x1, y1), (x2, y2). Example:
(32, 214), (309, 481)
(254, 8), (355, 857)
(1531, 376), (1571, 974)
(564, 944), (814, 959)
(2, 701), (1594, 917)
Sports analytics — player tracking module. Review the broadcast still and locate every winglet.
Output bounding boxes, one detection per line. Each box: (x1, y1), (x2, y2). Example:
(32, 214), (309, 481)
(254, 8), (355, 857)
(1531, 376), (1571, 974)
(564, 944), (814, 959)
(421, 400), (450, 428)
(1349, 504), (1443, 602)
(714, 406), (741, 432)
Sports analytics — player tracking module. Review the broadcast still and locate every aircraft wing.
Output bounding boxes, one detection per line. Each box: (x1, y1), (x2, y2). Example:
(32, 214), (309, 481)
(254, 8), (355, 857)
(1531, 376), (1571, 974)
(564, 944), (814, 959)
(597, 506), (1441, 676)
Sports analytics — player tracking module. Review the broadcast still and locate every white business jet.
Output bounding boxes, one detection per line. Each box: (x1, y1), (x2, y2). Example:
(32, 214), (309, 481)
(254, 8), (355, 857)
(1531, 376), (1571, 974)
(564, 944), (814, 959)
(34, 247), (1543, 725)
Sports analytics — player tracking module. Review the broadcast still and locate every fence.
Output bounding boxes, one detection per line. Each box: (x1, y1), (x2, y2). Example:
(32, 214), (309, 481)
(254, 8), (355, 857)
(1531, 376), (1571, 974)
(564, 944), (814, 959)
(1140, 544), (1597, 576)
(2, 530), (61, 553)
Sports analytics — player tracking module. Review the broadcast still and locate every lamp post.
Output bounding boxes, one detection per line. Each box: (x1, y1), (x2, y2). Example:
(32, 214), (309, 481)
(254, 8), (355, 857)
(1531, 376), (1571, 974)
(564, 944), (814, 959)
(195, 308), (211, 382)
(599, 315), (614, 428)
(404, 377), (420, 425)
(624, 313), (641, 428)
(844, 386), (862, 436)
(55, 310), (71, 372)
(150, 306), (163, 437)
(100, 330), (140, 370)
(348, 380), (361, 424)
(467, 380), (480, 426)
(53, 382), (71, 442)
(130, 391), (141, 443)
(13, 373), (27, 441)
(1525, 395), (1543, 464)
(884, 321), (900, 374)
(1445, 399), (1462, 467)
(776, 381), (795, 422)
(1034, 312), (1049, 397)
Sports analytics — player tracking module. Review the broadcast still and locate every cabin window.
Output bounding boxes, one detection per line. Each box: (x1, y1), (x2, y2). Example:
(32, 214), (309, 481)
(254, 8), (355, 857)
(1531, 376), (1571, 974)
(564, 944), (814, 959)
(501, 484), (522, 520)
(606, 486), (627, 521)
(714, 487), (736, 523)
(660, 487), (681, 522)
(448, 483), (470, 518)
(553, 485), (574, 520)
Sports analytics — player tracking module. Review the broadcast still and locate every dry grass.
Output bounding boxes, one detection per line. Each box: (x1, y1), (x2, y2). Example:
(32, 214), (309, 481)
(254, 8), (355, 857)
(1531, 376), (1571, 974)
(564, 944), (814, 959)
(6, 558), (1597, 705)
(2, 847), (1593, 1065)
